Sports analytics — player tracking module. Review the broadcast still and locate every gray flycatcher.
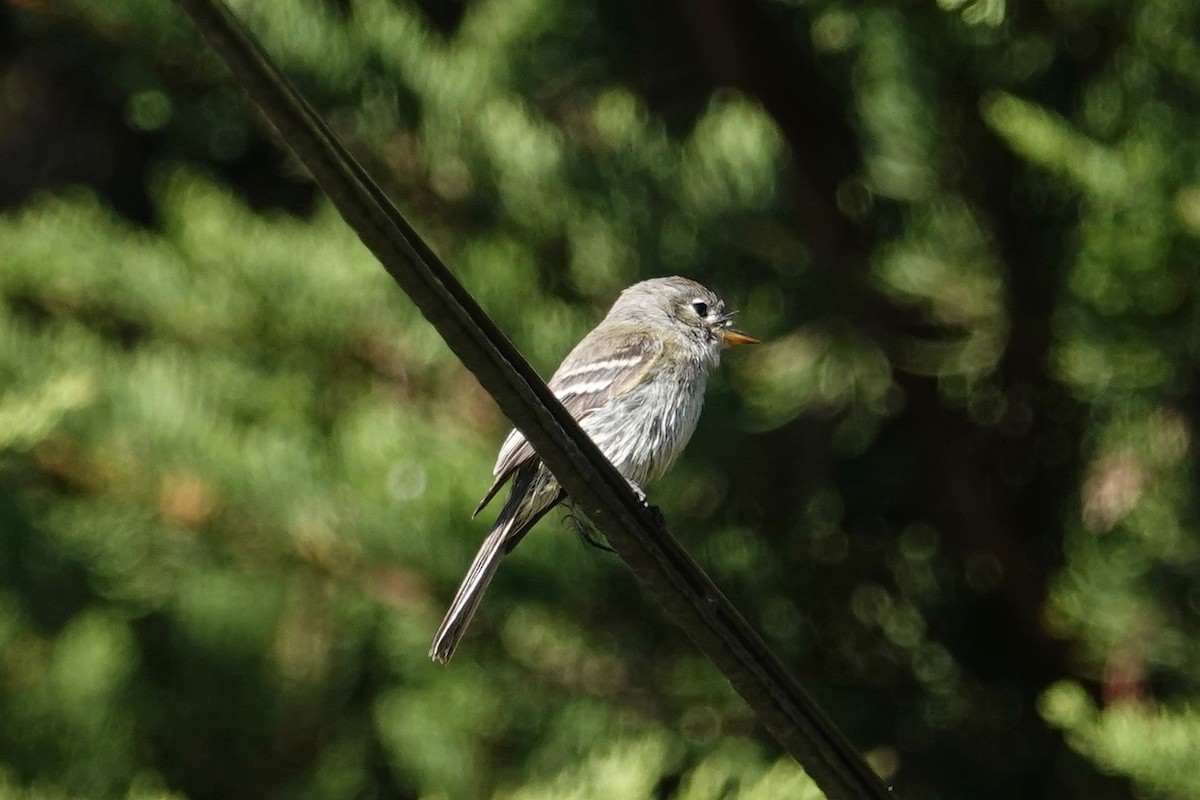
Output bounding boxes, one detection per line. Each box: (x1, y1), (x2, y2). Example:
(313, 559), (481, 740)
(429, 276), (757, 663)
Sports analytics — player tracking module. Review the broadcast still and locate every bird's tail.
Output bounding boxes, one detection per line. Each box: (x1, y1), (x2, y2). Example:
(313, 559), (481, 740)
(428, 520), (512, 664)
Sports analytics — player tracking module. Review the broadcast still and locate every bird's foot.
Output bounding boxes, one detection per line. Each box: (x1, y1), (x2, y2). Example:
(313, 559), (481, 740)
(564, 509), (615, 553)
(643, 502), (666, 529)
(579, 525), (616, 553)
(627, 480), (666, 529)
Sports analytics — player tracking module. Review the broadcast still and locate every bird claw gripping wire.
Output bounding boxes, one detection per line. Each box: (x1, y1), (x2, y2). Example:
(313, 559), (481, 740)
(626, 480), (667, 530)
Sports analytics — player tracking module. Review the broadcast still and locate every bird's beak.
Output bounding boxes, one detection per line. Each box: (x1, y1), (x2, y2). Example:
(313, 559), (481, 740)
(720, 327), (759, 346)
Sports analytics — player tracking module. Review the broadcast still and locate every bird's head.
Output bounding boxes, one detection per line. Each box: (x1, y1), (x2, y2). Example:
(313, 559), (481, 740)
(609, 276), (759, 352)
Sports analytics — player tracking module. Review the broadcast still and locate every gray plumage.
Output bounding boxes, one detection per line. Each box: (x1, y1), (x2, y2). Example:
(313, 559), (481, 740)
(429, 276), (756, 663)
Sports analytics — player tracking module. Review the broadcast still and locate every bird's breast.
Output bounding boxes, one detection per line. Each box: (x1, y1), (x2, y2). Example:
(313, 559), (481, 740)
(581, 368), (708, 487)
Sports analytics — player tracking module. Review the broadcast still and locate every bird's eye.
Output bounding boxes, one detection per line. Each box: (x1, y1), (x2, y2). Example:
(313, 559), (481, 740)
(691, 300), (709, 317)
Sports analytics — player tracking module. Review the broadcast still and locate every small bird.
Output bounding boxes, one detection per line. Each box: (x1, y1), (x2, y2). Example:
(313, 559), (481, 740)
(429, 276), (757, 663)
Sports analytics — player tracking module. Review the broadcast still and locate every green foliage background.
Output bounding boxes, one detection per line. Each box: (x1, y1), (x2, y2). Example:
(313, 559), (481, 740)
(1, 0), (1198, 797)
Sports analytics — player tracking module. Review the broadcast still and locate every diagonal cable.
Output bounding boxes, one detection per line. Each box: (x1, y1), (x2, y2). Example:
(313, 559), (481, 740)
(167, 1), (894, 798)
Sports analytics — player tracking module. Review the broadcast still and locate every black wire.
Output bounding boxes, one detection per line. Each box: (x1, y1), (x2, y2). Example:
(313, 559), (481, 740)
(168, 2), (895, 797)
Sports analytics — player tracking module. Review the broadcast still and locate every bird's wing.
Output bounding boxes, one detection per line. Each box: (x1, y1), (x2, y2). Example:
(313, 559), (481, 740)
(472, 331), (663, 517)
